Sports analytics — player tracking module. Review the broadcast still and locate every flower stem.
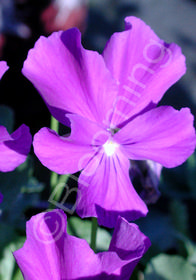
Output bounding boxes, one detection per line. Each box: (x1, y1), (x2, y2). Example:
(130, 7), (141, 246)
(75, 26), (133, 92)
(50, 171), (58, 190)
(90, 217), (98, 251)
(48, 116), (59, 210)
(50, 116), (59, 191)
(50, 115), (59, 133)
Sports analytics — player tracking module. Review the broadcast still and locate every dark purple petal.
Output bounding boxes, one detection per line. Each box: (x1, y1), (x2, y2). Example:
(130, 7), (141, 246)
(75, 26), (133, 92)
(0, 61), (8, 79)
(33, 114), (109, 174)
(22, 29), (118, 127)
(13, 210), (150, 279)
(103, 16), (186, 128)
(129, 160), (162, 204)
(114, 106), (196, 168)
(106, 216), (151, 278)
(77, 149), (148, 228)
(0, 192), (3, 203)
(0, 124), (32, 172)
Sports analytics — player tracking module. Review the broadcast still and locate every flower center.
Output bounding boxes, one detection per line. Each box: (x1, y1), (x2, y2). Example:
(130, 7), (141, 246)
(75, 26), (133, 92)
(103, 139), (119, 156)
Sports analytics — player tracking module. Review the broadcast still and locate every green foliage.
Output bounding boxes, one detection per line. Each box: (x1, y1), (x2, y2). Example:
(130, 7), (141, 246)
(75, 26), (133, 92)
(160, 154), (196, 199)
(144, 254), (196, 280)
(187, 154), (196, 197)
(67, 216), (112, 251)
(136, 210), (175, 257)
(0, 159), (44, 228)
(0, 238), (25, 280)
(0, 159), (44, 280)
(0, 105), (14, 133)
(169, 199), (189, 236)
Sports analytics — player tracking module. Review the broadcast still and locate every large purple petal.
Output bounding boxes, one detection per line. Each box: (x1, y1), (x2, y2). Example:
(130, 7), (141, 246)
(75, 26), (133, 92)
(0, 61), (8, 79)
(103, 16), (186, 128)
(114, 106), (196, 168)
(22, 29), (118, 127)
(0, 124), (32, 172)
(33, 114), (109, 174)
(14, 210), (67, 280)
(76, 149), (148, 228)
(13, 210), (150, 280)
(33, 127), (93, 174)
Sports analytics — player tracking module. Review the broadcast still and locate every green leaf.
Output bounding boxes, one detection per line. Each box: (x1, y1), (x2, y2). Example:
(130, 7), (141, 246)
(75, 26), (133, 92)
(187, 154), (196, 197)
(0, 158), (44, 235)
(0, 105), (14, 133)
(144, 254), (196, 280)
(0, 162), (29, 212)
(12, 267), (23, 280)
(0, 245), (15, 280)
(160, 154), (196, 200)
(0, 224), (18, 259)
(67, 216), (111, 251)
(0, 237), (25, 280)
(169, 200), (189, 236)
(136, 210), (175, 252)
(21, 177), (44, 193)
(188, 246), (196, 267)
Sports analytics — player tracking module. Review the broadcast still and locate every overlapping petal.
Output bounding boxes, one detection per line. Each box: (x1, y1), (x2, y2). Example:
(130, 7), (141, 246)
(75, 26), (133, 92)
(77, 149), (148, 228)
(0, 124), (32, 172)
(13, 210), (150, 280)
(22, 28), (118, 126)
(33, 114), (109, 174)
(103, 16), (186, 128)
(0, 61), (9, 79)
(114, 106), (196, 168)
(107, 216), (151, 277)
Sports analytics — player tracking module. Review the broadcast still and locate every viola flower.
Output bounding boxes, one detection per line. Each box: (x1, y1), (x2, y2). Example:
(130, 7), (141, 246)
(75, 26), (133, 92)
(22, 17), (196, 227)
(13, 209), (150, 280)
(0, 61), (32, 172)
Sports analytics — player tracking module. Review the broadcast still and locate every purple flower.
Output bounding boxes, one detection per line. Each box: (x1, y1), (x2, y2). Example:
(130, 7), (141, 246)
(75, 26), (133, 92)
(0, 61), (9, 79)
(13, 210), (150, 280)
(22, 17), (196, 227)
(0, 61), (32, 172)
(0, 124), (32, 172)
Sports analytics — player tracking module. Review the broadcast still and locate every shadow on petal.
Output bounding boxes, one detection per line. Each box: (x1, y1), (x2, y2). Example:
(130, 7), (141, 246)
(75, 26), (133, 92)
(96, 205), (148, 228)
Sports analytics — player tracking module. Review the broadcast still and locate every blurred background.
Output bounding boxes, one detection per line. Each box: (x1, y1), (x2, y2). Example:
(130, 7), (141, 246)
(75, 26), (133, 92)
(0, 0), (196, 279)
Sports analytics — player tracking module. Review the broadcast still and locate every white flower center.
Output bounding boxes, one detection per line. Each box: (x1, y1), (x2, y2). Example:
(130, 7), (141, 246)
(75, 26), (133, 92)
(103, 140), (119, 156)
